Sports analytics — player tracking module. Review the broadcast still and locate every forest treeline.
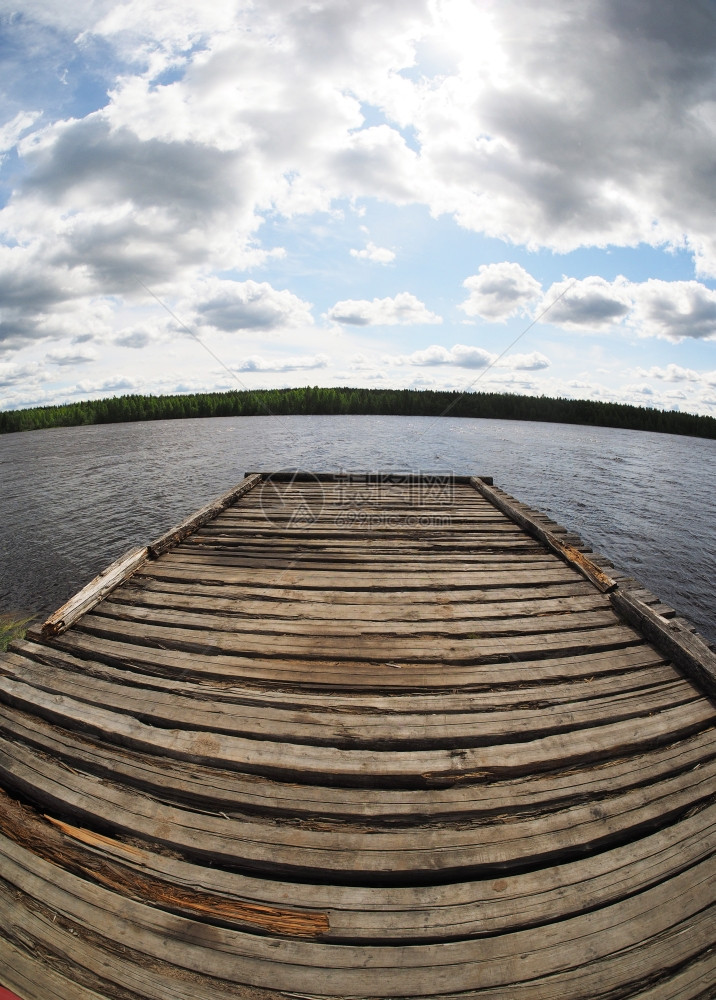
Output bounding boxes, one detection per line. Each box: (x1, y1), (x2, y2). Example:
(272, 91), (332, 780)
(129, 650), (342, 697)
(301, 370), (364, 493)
(1, 387), (715, 439)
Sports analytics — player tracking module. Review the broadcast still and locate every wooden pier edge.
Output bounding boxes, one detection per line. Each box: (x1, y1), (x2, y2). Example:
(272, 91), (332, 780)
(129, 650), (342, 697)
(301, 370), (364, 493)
(469, 476), (618, 593)
(39, 546), (149, 638)
(41, 473), (263, 637)
(470, 475), (716, 704)
(147, 472), (263, 557)
(611, 589), (716, 701)
(243, 471), (493, 483)
(38, 471), (715, 704)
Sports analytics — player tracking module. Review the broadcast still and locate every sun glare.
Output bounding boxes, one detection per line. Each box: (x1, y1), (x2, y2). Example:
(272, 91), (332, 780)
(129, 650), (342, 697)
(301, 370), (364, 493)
(429, 0), (503, 79)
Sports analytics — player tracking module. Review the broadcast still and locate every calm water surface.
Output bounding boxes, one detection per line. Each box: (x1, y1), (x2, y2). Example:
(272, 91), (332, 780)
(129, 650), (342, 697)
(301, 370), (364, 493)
(1, 414), (714, 644)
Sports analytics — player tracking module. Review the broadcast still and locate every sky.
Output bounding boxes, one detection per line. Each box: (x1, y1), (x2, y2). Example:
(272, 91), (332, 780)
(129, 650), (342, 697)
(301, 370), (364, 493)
(1, 0), (716, 415)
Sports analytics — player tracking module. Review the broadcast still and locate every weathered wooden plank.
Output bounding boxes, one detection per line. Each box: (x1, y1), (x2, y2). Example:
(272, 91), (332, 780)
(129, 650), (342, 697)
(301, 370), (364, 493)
(204, 520), (522, 536)
(167, 552), (558, 575)
(128, 572), (597, 605)
(626, 949), (716, 1000)
(0, 648), (697, 747)
(147, 473), (263, 557)
(611, 589), (716, 700)
(165, 554), (561, 577)
(188, 535), (538, 553)
(176, 547), (552, 567)
(9, 637), (673, 712)
(196, 515), (529, 531)
(4, 685), (712, 822)
(1, 786), (715, 945)
(113, 581), (611, 623)
(0, 878), (280, 1000)
(142, 559), (586, 591)
(75, 609), (644, 664)
(44, 627), (668, 689)
(244, 494), (491, 504)
(0, 795), (330, 943)
(1, 828), (715, 996)
(229, 502), (503, 515)
(232, 514), (502, 526)
(2, 672), (713, 787)
(4, 874), (714, 1000)
(0, 937), (113, 1000)
(49, 805), (716, 943)
(394, 914), (716, 999)
(45, 816), (329, 939)
(213, 515), (516, 530)
(40, 546), (149, 638)
(246, 471), (489, 483)
(93, 598), (623, 643)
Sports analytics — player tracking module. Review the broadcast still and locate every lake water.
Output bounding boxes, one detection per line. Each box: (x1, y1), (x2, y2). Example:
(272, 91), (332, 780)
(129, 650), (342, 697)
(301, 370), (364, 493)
(1, 414), (714, 645)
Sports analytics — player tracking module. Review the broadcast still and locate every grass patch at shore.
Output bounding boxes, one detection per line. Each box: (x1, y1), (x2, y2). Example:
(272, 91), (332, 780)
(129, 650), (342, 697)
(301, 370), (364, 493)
(0, 614), (34, 651)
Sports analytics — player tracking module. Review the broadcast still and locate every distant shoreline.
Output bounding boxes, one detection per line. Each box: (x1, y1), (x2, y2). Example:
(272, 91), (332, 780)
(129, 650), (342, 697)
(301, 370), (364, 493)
(1, 387), (715, 440)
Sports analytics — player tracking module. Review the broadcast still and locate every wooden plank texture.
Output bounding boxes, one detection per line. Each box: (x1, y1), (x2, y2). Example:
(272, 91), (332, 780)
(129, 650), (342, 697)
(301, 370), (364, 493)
(148, 473), (262, 557)
(469, 477), (618, 593)
(40, 545), (149, 637)
(611, 588), (716, 700)
(3, 472), (716, 1000)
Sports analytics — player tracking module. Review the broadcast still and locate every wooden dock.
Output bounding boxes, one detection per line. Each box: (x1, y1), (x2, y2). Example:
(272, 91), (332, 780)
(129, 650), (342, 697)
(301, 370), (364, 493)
(1, 472), (715, 1000)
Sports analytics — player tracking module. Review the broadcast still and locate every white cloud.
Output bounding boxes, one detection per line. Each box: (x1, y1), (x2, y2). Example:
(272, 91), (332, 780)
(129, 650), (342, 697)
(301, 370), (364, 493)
(622, 383), (655, 397)
(640, 363), (703, 382)
(638, 363), (716, 390)
(460, 262), (542, 321)
(0, 111), (42, 163)
(114, 328), (153, 349)
(187, 279), (315, 333)
(399, 345), (452, 365)
(236, 353), (328, 373)
(46, 347), (98, 366)
(506, 351), (551, 371)
(630, 279), (716, 341)
(0, 1), (716, 417)
(387, 343), (496, 368)
(347, 353), (376, 370)
(543, 276), (633, 331)
(449, 344), (495, 369)
(350, 242), (396, 264)
(5, 0), (716, 288)
(327, 124), (419, 203)
(500, 270), (716, 343)
(409, 1), (716, 272)
(327, 292), (441, 326)
(0, 360), (46, 389)
(73, 374), (138, 395)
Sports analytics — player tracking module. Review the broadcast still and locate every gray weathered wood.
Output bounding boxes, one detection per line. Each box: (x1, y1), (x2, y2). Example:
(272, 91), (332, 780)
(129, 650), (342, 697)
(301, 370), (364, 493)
(148, 472), (263, 557)
(610, 588), (716, 701)
(1, 647), (696, 747)
(1, 786), (715, 946)
(470, 476), (618, 592)
(5, 470), (716, 1000)
(4, 697), (712, 827)
(40, 546), (149, 637)
(2, 671), (712, 785)
(1, 831), (714, 995)
(45, 626), (668, 689)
